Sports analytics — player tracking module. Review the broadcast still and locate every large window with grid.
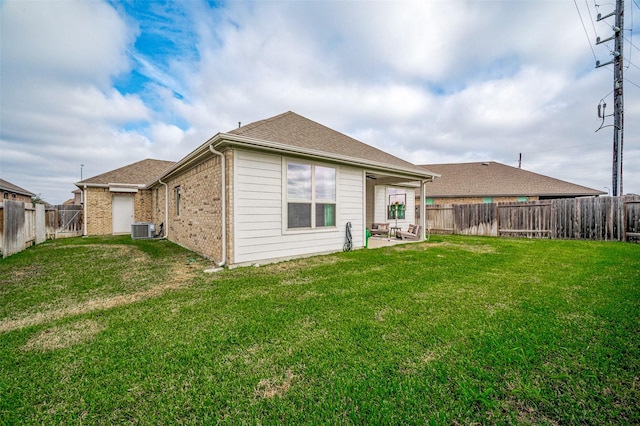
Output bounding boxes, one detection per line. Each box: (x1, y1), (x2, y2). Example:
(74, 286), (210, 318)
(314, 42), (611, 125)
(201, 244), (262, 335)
(287, 162), (336, 229)
(387, 188), (406, 220)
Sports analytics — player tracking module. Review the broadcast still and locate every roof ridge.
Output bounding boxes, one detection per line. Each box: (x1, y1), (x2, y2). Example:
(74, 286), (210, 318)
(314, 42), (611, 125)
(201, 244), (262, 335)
(78, 158), (175, 185)
(231, 111), (295, 135)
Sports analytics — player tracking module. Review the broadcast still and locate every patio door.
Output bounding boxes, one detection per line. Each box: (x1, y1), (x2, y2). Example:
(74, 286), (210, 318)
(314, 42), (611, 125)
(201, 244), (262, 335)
(112, 195), (134, 234)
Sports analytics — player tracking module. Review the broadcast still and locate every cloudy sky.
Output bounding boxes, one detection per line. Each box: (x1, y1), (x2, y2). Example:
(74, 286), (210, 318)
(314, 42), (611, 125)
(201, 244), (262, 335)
(1, 0), (639, 204)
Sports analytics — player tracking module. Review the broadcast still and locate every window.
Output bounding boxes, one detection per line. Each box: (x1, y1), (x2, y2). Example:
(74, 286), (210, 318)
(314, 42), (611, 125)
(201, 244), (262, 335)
(387, 188), (406, 220)
(517, 196), (529, 202)
(175, 186), (182, 216)
(425, 198), (434, 205)
(287, 162), (336, 229)
(483, 197), (493, 204)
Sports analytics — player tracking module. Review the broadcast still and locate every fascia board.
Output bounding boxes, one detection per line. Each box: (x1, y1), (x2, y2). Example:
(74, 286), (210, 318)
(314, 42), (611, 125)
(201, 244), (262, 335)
(150, 132), (440, 186)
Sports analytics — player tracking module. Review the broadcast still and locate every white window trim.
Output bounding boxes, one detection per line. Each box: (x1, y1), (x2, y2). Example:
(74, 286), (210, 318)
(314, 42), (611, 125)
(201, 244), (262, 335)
(282, 158), (339, 234)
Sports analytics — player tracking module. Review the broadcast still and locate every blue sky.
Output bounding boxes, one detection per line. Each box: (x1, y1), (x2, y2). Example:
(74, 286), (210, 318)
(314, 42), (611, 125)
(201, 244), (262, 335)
(1, 0), (640, 203)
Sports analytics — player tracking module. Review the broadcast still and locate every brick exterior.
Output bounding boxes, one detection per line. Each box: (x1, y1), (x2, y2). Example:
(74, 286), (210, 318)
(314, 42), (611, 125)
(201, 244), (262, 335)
(2, 193), (32, 203)
(151, 149), (233, 263)
(84, 187), (153, 235)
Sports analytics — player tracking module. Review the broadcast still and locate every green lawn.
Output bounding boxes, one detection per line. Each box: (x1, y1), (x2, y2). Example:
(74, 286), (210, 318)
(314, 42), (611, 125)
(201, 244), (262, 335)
(1, 235), (638, 424)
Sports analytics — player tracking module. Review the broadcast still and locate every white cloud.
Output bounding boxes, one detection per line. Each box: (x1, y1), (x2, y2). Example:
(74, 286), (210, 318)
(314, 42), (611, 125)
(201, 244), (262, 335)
(1, 0), (638, 203)
(1, 0), (134, 87)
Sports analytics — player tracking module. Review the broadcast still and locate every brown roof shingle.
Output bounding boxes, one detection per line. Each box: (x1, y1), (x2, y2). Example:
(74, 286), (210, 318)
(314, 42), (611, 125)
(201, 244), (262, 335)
(0, 178), (35, 197)
(420, 162), (605, 198)
(228, 111), (431, 176)
(78, 159), (175, 186)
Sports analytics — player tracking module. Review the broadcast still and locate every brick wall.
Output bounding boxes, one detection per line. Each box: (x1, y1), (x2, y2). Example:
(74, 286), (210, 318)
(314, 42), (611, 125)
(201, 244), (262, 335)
(151, 149), (233, 263)
(84, 187), (154, 235)
(135, 189), (153, 223)
(2, 193), (32, 203)
(85, 188), (112, 235)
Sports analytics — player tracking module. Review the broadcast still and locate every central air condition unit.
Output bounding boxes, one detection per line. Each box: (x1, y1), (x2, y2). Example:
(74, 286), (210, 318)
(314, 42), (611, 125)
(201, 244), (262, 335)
(131, 222), (155, 239)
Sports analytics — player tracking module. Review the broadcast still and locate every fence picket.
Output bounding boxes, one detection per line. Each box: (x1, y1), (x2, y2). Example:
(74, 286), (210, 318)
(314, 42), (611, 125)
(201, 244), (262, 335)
(425, 195), (640, 242)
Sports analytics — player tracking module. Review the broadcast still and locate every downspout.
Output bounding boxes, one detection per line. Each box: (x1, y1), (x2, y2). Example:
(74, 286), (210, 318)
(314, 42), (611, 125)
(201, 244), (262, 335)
(209, 144), (226, 267)
(83, 185), (87, 236)
(158, 178), (169, 238)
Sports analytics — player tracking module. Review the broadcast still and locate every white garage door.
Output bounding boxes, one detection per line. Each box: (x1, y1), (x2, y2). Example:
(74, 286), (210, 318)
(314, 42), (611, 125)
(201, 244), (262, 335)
(112, 195), (134, 234)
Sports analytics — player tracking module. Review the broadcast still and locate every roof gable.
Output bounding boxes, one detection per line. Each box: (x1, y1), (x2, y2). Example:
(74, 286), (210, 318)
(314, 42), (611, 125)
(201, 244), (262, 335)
(421, 161), (605, 197)
(78, 159), (175, 186)
(227, 111), (431, 177)
(0, 178), (35, 197)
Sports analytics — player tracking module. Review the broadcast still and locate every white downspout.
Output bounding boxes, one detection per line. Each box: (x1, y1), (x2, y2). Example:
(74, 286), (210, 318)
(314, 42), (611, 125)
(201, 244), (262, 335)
(158, 178), (169, 238)
(209, 145), (226, 267)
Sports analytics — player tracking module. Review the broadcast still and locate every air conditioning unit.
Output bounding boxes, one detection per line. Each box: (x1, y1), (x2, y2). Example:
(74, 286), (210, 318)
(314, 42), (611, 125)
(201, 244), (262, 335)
(131, 222), (155, 239)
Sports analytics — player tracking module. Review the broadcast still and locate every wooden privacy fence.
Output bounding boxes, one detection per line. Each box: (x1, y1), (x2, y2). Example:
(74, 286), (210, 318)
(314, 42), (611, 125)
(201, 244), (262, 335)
(426, 195), (640, 242)
(46, 205), (83, 238)
(0, 200), (46, 258)
(1, 202), (84, 258)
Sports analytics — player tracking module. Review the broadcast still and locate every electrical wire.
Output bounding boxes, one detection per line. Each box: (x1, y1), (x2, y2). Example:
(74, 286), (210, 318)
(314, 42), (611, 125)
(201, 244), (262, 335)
(625, 76), (640, 89)
(585, 0), (600, 38)
(574, 0), (599, 61)
(625, 36), (640, 51)
(600, 58), (640, 90)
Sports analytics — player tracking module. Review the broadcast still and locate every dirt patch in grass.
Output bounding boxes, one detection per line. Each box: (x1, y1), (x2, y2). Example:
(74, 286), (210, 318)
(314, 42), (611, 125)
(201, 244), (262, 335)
(53, 244), (150, 260)
(22, 319), (105, 351)
(262, 255), (343, 274)
(254, 369), (295, 399)
(0, 262), (198, 333)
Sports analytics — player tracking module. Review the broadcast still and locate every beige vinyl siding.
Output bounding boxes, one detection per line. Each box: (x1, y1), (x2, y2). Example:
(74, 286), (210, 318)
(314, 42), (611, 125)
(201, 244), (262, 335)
(366, 178), (375, 227)
(233, 149), (364, 265)
(337, 166), (364, 247)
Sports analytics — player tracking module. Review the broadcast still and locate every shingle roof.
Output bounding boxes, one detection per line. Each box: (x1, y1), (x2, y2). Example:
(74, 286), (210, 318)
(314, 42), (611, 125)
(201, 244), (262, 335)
(78, 159), (176, 186)
(0, 178), (35, 197)
(227, 111), (432, 177)
(420, 162), (605, 197)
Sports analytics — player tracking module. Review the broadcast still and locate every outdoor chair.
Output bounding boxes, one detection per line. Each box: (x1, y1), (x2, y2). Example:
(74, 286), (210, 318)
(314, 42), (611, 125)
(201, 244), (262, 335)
(369, 223), (390, 238)
(396, 224), (422, 240)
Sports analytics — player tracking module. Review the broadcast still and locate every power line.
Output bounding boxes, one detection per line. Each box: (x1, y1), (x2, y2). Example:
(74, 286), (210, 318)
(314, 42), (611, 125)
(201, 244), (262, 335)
(575, 0), (599, 61)
(624, 36), (640, 51)
(585, 0), (600, 38)
(625, 76), (640, 89)
(594, 0), (624, 196)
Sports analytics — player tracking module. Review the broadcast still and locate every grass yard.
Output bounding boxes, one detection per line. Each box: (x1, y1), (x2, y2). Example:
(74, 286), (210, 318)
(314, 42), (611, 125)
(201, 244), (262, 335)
(1, 235), (639, 424)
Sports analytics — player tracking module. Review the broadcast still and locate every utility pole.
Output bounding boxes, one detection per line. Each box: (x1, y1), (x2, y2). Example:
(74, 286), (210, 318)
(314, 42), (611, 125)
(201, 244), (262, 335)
(596, 0), (624, 196)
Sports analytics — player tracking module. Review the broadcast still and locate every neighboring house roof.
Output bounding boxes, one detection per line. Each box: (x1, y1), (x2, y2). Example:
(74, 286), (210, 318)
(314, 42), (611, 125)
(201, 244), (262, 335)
(77, 159), (175, 187)
(420, 161), (606, 198)
(159, 111), (437, 182)
(0, 178), (35, 197)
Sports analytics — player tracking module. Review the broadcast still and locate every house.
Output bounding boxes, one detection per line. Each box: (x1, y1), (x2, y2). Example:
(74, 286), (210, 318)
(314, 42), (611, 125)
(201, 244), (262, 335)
(1, 178), (35, 203)
(76, 159), (176, 235)
(142, 111), (437, 267)
(419, 161), (605, 205)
